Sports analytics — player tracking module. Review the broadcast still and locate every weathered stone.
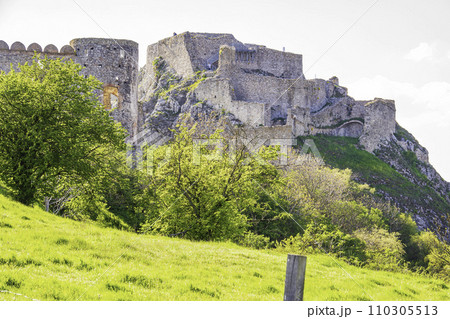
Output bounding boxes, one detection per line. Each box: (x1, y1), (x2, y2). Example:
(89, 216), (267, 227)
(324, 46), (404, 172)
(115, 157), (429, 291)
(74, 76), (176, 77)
(0, 40), (9, 50)
(10, 41), (25, 51)
(70, 38), (139, 136)
(44, 44), (58, 53)
(329, 76), (339, 85)
(27, 43), (42, 52)
(60, 45), (75, 54)
(359, 98), (396, 153)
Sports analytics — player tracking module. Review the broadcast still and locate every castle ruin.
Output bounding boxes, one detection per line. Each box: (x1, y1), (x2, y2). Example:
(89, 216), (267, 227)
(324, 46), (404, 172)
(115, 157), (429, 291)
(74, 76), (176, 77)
(0, 38), (139, 136)
(0, 32), (429, 162)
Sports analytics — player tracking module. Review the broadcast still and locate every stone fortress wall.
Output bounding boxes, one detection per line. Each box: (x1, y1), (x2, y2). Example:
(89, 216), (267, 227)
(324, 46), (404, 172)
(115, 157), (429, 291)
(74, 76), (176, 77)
(0, 33), (427, 163)
(175, 35), (398, 157)
(144, 32), (304, 80)
(0, 40), (76, 73)
(138, 32), (409, 159)
(0, 38), (139, 136)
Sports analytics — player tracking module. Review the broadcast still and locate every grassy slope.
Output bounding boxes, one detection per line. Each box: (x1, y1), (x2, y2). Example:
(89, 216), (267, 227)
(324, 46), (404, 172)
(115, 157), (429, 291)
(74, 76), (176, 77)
(0, 194), (449, 301)
(298, 135), (450, 214)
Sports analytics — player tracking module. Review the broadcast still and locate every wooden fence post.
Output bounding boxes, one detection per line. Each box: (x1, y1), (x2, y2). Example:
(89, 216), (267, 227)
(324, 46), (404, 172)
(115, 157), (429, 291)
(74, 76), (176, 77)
(283, 254), (307, 301)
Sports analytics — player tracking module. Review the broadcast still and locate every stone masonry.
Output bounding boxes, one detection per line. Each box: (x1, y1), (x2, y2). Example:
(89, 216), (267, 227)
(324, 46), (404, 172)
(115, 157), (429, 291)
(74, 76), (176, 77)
(0, 33), (431, 161)
(139, 32), (399, 157)
(0, 38), (139, 136)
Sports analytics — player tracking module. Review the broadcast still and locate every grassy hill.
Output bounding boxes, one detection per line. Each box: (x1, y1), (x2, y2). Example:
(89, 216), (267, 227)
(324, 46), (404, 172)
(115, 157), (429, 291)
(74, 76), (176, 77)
(0, 193), (449, 301)
(297, 135), (450, 218)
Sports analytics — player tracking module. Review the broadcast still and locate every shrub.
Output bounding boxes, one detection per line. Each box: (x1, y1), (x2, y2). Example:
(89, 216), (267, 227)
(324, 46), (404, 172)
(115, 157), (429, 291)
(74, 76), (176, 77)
(234, 231), (272, 249)
(328, 201), (385, 233)
(409, 231), (450, 280)
(277, 222), (367, 265)
(353, 228), (405, 271)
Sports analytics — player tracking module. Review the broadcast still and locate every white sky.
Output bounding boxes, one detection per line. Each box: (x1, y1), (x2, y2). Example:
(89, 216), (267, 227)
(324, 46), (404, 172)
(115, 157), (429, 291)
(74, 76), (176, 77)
(1, 0), (450, 180)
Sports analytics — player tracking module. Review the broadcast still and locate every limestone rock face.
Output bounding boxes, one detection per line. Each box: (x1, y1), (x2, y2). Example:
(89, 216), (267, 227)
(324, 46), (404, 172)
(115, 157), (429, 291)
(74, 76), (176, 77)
(374, 134), (450, 232)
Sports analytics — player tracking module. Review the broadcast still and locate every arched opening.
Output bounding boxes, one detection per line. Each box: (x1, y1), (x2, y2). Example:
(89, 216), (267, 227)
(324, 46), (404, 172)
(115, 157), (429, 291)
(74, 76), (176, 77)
(103, 86), (119, 110)
(335, 120), (364, 138)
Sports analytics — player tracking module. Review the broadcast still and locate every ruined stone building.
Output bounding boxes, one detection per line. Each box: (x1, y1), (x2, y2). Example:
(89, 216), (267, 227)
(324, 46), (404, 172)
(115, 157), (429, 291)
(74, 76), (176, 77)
(0, 33), (442, 165)
(0, 32), (421, 158)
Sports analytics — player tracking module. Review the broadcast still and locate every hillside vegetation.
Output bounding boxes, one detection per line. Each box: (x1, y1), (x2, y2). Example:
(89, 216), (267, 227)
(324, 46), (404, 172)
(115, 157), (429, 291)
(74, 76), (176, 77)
(1, 57), (449, 301)
(0, 193), (449, 301)
(297, 135), (450, 221)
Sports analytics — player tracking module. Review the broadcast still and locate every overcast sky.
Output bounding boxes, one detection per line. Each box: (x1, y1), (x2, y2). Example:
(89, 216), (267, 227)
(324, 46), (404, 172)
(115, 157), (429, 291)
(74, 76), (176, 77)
(1, 0), (449, 180)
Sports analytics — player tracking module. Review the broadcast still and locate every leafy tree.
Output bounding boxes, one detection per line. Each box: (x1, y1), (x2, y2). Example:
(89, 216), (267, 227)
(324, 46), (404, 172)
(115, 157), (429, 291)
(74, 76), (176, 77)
(138, 114), (287, 241)
(0, 56), (127, 205)
(409, 231), (450, 279)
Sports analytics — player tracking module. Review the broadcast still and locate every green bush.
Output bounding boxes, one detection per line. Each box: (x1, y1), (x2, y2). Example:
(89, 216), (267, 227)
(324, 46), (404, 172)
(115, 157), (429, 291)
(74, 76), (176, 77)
(409, 231), (450, 280)
(277, 223), (367, 266)
(234, 231), (272, 249)
(329, 201), (385, 233)
(353, 228), (405, 271)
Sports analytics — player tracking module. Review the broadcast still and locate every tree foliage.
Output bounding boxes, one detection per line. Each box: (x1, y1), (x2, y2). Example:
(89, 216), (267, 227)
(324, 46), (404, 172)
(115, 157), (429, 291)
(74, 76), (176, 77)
(137, 114), (288, 241)
(0, 56), (127, 205)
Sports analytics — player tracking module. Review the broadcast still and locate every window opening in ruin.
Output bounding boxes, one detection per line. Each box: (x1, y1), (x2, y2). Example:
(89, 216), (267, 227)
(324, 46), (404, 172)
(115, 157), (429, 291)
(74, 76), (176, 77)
(103, 86), (119, 111)
(210, 60), (218, 70)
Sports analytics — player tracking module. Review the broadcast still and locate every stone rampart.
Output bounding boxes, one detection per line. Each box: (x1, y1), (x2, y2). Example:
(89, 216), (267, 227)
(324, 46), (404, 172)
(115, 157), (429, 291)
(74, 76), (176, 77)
(0, 40), (75, 73)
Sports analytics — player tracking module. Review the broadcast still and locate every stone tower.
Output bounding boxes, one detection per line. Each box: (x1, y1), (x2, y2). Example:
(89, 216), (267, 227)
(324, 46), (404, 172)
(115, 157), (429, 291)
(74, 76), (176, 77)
(70, 38), (139, 135)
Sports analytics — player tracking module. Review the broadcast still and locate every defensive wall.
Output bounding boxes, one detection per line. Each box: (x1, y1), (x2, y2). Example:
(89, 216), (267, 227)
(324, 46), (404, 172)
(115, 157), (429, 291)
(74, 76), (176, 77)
(0, 38), (139, 136)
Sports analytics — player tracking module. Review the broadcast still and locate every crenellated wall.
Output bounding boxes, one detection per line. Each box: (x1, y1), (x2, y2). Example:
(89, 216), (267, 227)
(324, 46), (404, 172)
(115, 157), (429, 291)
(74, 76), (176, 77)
(0, 38), (139, 136)
(0, 40), (75, 73)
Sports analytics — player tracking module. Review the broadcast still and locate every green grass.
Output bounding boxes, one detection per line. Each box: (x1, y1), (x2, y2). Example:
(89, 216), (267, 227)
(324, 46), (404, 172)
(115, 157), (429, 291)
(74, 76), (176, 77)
(0, 194), (449, 301)
(297, 135), (450, 214)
